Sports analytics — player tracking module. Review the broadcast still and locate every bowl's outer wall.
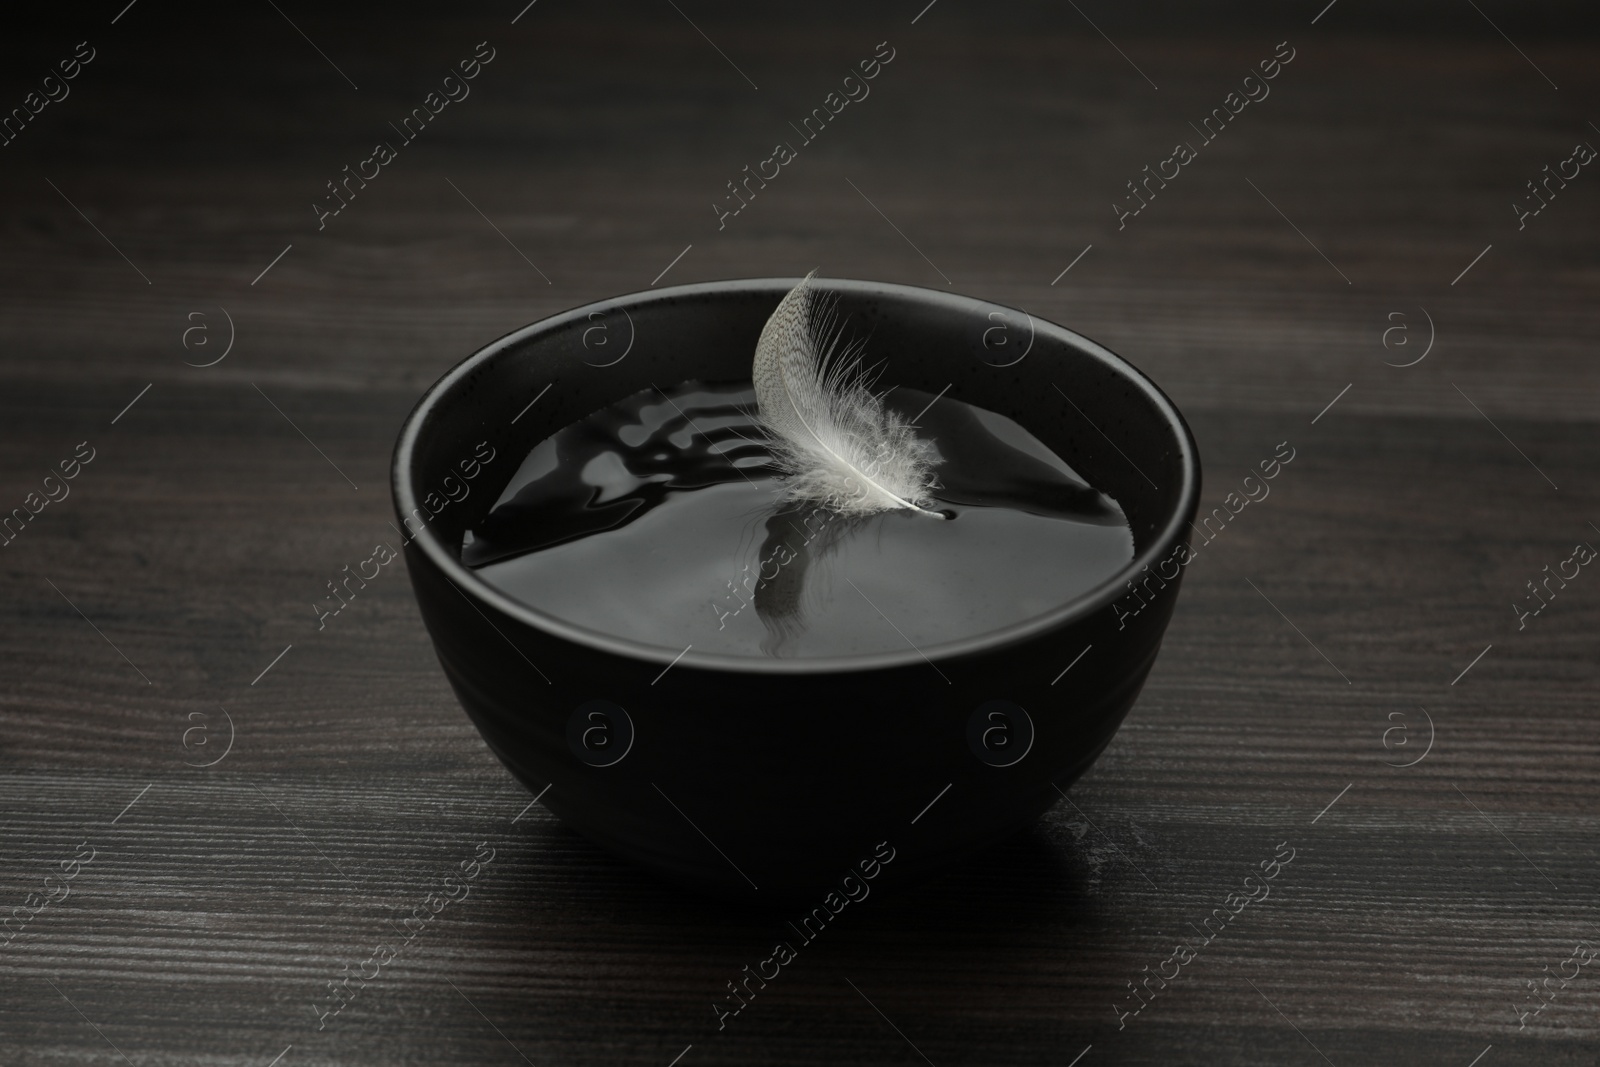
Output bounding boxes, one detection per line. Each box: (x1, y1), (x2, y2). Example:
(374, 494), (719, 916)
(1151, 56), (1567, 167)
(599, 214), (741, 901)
(394, 278), (1200, 902)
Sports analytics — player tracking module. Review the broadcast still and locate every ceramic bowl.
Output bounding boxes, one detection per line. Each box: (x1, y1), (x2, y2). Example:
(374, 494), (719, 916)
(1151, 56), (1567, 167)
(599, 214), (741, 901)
(392, 277), (1200, 904)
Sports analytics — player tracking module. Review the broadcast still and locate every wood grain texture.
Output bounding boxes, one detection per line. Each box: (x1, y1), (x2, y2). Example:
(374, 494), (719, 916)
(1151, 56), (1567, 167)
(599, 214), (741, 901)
(1, 4), (1597, 1064)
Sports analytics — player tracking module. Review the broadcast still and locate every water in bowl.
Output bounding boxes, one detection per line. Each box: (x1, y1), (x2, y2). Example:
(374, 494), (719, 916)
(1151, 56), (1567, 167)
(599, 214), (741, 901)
(463, 381), (1133, 658)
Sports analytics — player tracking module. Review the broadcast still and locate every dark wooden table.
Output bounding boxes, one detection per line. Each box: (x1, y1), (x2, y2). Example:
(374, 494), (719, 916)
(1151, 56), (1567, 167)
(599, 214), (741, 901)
(3, 3), (1597, 1064)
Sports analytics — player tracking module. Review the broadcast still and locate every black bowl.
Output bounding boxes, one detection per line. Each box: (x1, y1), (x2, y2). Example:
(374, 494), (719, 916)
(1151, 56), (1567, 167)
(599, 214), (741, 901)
(392, 277), (1200, 905)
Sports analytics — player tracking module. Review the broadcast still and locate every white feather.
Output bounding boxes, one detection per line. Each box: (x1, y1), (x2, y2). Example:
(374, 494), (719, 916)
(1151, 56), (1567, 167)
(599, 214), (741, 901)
(752, 274), (944, 518)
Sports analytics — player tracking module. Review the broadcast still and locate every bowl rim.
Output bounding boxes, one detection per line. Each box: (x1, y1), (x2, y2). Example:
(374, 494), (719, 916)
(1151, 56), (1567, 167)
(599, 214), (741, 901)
(392, 275), (1200, 675)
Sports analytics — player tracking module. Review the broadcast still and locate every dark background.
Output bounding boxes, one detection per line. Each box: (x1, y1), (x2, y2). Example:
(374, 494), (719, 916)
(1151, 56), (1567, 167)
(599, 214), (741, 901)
(2, 1), (1597, 1064)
